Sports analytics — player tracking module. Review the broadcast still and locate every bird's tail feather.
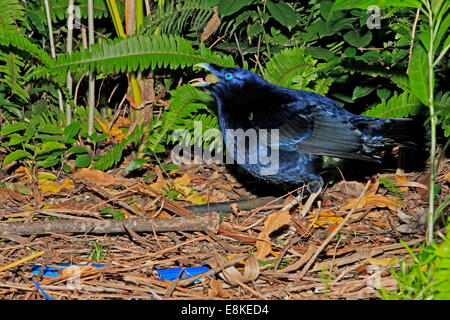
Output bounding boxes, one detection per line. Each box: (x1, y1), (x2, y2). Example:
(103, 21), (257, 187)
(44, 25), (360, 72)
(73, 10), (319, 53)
(369, 117), (428, 148)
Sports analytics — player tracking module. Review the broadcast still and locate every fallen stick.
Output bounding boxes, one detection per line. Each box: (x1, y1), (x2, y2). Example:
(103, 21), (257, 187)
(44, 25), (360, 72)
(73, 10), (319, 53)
(0, 213), (219, 236)
(185, 196), (282, 214)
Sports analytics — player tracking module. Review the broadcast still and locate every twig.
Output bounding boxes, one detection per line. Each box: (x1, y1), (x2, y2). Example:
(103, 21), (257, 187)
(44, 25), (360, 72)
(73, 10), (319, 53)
(0, 213), (219, 236)
(234, 33), (245, 66)
(273, 235), (299, 271)
(232, 276), (267, 300)
(84, 182), (147, 218)
(296, 181), (371, 280)
(177, 254), (248, 287)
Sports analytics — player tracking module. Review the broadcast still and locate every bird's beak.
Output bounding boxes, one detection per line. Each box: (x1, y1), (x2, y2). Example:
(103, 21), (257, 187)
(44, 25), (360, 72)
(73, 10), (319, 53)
(190, 63), (219, 87)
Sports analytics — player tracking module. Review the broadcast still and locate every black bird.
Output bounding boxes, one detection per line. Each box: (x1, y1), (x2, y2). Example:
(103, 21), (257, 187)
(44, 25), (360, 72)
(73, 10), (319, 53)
(192, 63), (421, 195)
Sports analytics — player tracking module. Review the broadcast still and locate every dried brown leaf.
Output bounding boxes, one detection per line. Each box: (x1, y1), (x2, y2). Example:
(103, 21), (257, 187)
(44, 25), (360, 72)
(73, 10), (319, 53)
(201, 6), (220, 42)
(256, 210), (291, 259)
(75, 168), (117, 186)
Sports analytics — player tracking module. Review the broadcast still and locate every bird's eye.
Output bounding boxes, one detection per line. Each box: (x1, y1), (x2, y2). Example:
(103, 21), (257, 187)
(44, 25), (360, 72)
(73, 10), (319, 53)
(224, 72), (233, 80)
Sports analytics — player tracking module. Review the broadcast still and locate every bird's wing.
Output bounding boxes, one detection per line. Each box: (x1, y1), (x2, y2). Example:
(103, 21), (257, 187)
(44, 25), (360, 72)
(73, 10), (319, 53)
(260, 106), (378, 162)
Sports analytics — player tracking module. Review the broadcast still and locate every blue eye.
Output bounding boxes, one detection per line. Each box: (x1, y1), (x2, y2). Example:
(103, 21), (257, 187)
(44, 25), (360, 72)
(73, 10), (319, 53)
(224, 72), (233, 80)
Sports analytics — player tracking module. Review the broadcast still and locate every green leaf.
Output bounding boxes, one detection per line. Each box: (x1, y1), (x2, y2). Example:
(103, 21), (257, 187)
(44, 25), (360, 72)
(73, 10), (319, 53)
(377, 88), (391, 100)
(218, 0), (253, 17)
(305, 47), (335, 60)
(343, 30), (372, 48)
(332, 92), (354, 103)
(37, 154), (62, 168)
(248, 23), (263, 38)
(320, 1), (334, 21)
(100, 206), (115, 214)
(38, 123), (63, 135)
(8, 133), (26, 146)
(3, 150), (32, 166)
(0, 122), (26, 135)
(352, 86), (375, 99)
(124, 158), (147, 173)
(36, 141), (66, 155)
(434, 13), (450, 54)
(67, 145), (89, 155)
(26, 9), (45, 33)
(409, 44), (430, 105)
(14, 183), (31, 196)
(25, 122), (38, 140)
(162, 163), (182, 172)
(75, 154), (91, 168)
(266, 0), (297, 28)
(431, 0), (445, 15)
(62, 121), (81, 142)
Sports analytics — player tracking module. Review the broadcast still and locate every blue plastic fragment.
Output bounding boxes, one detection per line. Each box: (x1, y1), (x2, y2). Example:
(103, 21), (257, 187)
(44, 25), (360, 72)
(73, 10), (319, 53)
(32, 280), (52, 300)
(30, 264), (105, 277)
(155, 266), (211, 283)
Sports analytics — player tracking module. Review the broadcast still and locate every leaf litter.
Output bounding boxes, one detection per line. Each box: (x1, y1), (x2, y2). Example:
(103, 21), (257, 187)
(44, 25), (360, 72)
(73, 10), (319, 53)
(0, 152), (449, 300)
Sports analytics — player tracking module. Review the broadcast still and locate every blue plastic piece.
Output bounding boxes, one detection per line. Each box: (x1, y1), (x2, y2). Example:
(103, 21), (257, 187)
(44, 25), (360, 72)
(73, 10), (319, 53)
(32, 280), (52, 300)
(155, 266), (211, 283)
(30, 264), (105, 277)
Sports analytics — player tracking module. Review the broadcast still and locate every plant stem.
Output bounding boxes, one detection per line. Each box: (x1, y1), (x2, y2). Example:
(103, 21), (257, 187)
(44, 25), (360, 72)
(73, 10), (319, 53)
(425, 1), (436, 245)
(66, 0), (75, 125)
(87, 0), (95, 136)
(44, 0), (65, 116)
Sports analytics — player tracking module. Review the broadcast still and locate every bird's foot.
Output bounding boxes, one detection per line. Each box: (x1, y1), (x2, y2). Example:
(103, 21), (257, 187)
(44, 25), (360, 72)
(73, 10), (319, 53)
(306, 179), (323, 194)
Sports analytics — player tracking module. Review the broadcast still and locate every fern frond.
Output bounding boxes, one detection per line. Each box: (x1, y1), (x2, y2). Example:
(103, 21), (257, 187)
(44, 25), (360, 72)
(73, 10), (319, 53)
(362, 92), (423, 118)
(0, 0), (27, 31)
(263, 47), (333, 92)
(0, 28), (51, 66)
(48, 34), (235, 79)
(0, 0), (39, 101)
(47, 0), (116, 21)
(0, 52), (28, 101)
(165, 85), (215, 131)
(146, 0), (214, 35)
(145, 85), (217, 153)
(92, 138), (127, 171)
(313, 78), (333, 96)
(93, 125), (143, 171)
(341, 57), (409, 90)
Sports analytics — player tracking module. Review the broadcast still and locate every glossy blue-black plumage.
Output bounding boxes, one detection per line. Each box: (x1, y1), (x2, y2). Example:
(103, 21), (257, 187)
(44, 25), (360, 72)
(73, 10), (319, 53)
(194, 64), (418, 192)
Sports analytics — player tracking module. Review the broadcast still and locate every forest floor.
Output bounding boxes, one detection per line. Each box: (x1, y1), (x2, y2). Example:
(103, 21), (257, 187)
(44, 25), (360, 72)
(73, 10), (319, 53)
(0, 146), (449, 300)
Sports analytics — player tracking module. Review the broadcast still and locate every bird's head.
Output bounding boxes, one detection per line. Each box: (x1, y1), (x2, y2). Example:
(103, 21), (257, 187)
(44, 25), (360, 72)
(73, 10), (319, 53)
(190, 63), (264, 102)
